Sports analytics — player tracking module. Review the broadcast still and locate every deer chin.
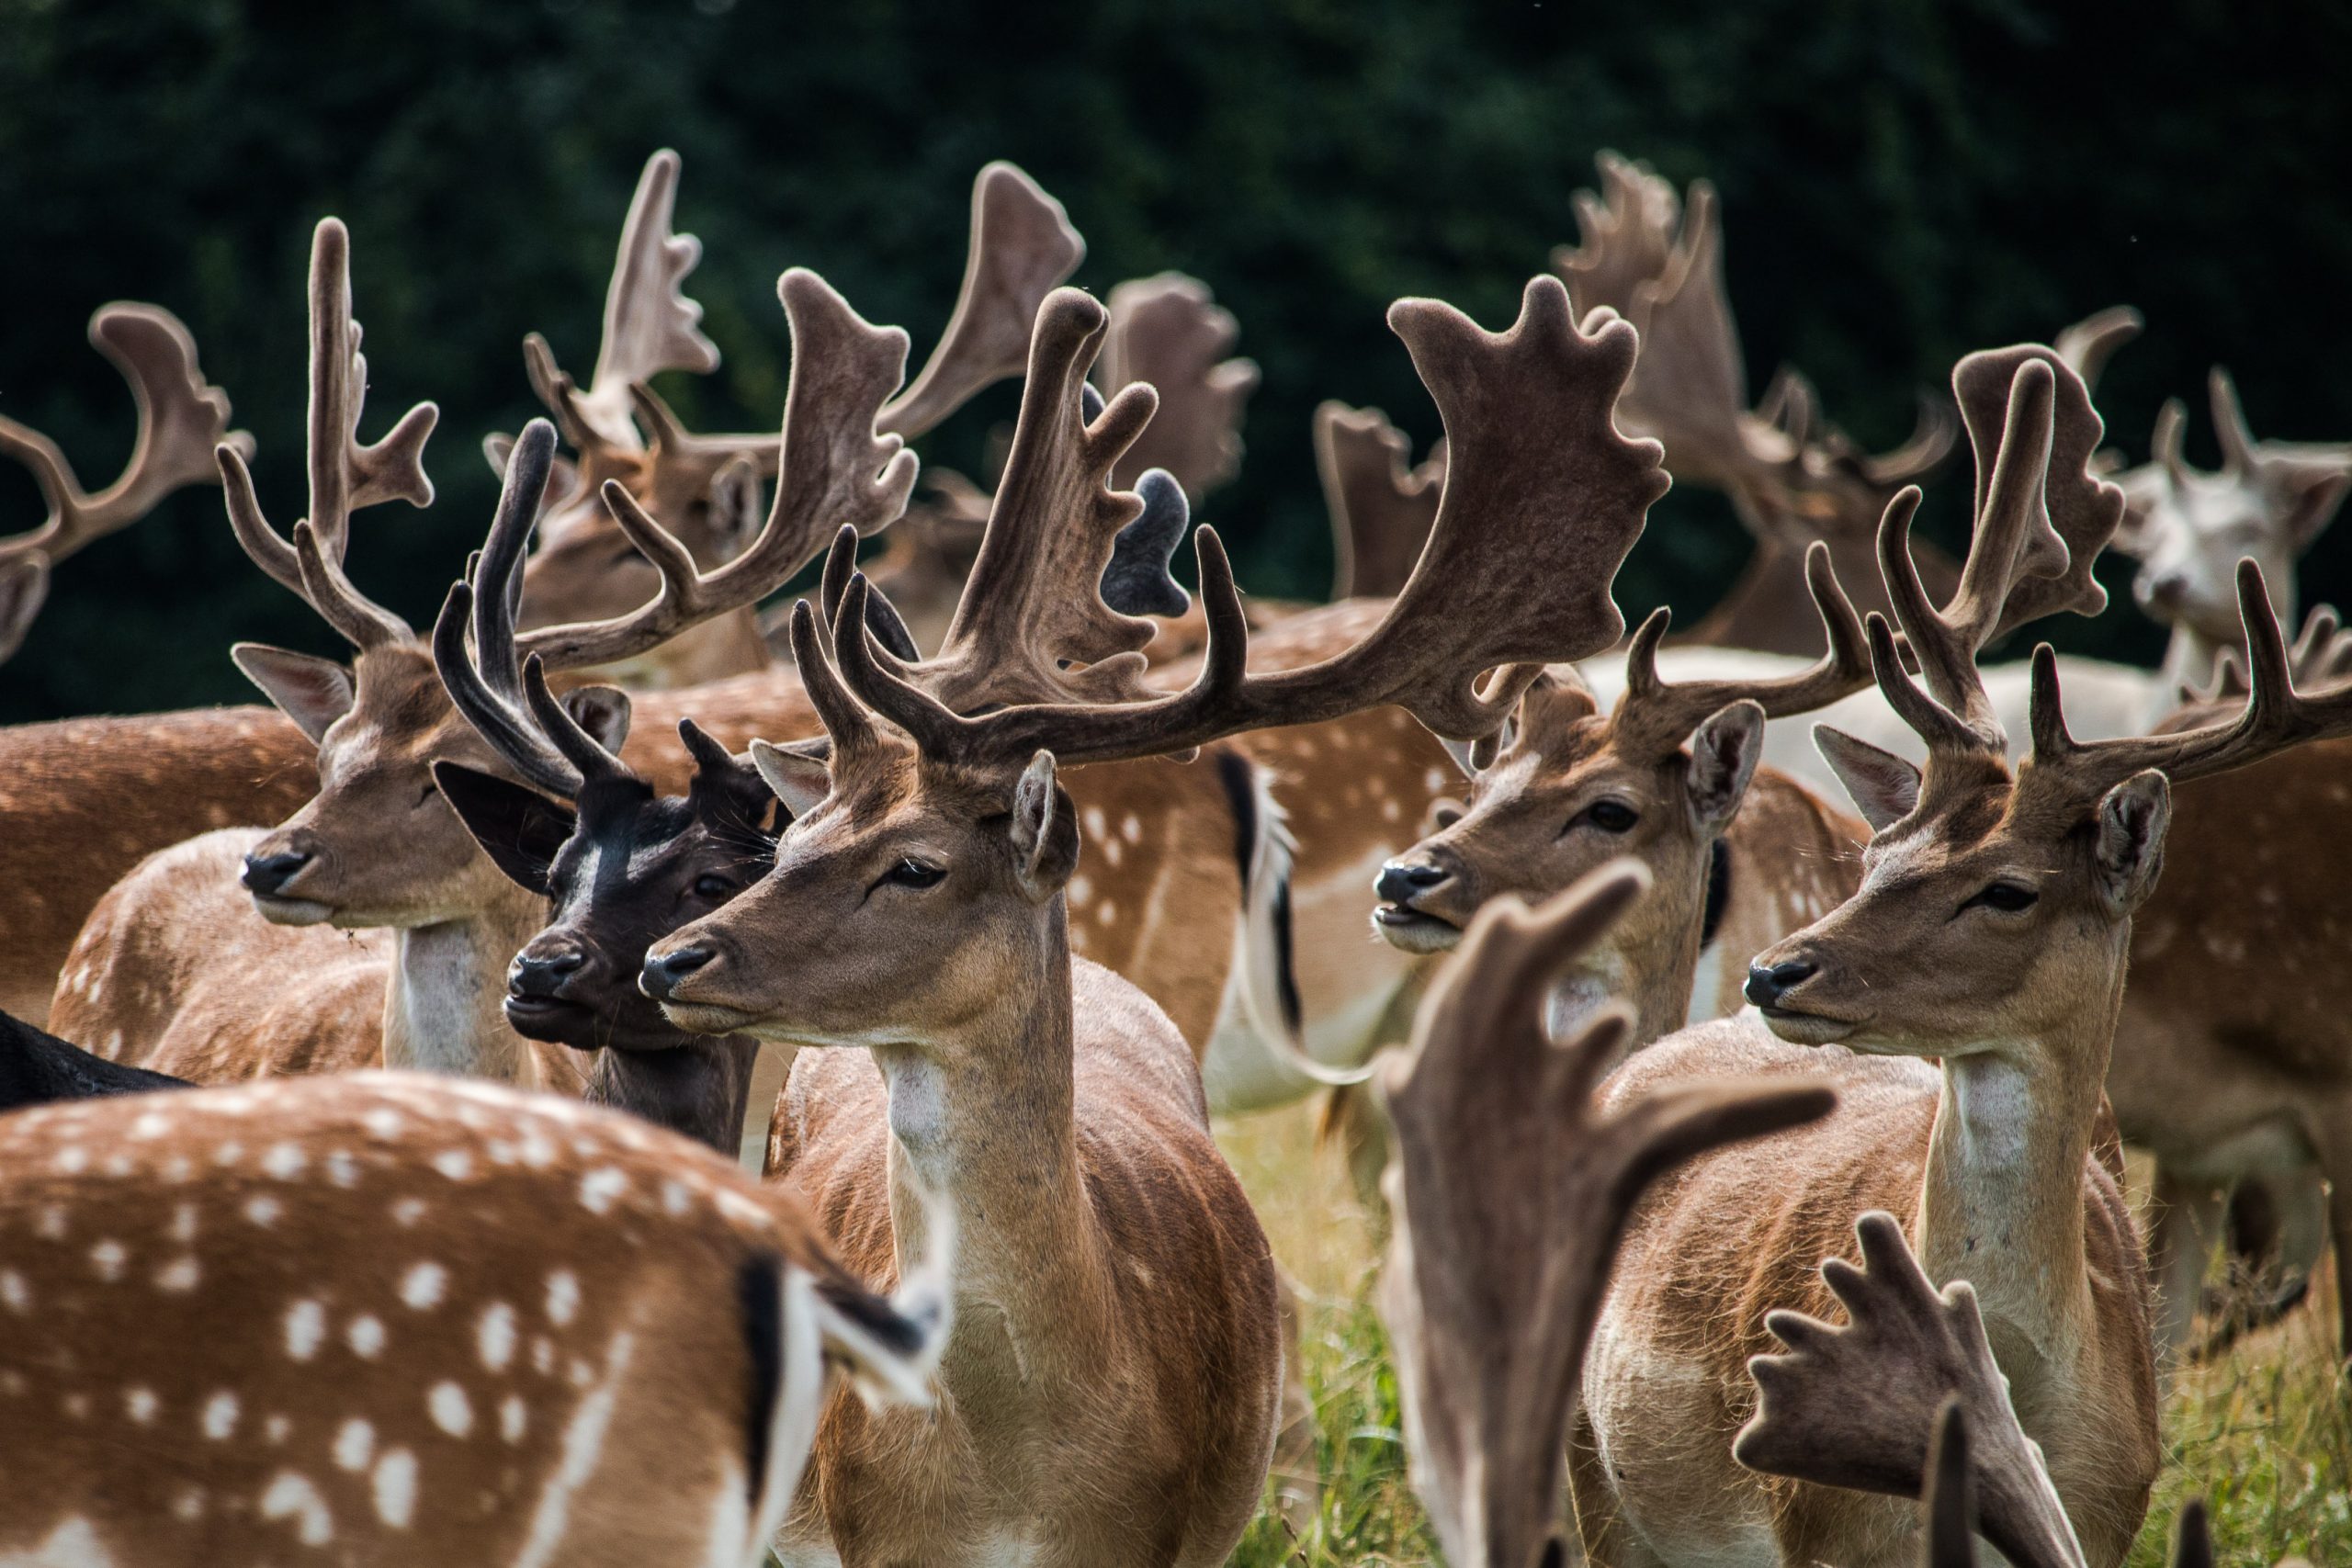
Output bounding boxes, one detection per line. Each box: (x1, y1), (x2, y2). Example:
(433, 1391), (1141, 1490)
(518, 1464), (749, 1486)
(652, 997), (766, 1039)
(1757, 1005), (1864, 1047)
(250, 893), (336, 927)
(1373, 904), (1465, 955)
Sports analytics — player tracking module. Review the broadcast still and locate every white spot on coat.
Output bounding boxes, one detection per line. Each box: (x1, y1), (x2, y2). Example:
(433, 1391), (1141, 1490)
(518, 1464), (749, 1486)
(286, 1300), (326, 1359)
(203, 1393), (240, 1439)
(373, 1449), (418, 1528)
(260, 1470), (334, 1545)
(401, 1263), (447, 1310)
(334, 1418), (375, 1472)
(578, 1168), (627, 1214)
(545, 1270), (580, 1325)
(479, 1303), (517, 1371)
(428, 1381), (472, 1437)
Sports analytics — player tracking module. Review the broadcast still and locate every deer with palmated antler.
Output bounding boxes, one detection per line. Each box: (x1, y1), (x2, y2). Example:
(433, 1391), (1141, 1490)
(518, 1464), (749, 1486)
(1374, 863), (1834, 1568)
(514, 152), (1092, 685)
(0, 301), (254, 662)
(627, 273), (1660, 1564)
(61, 222), (917, 1092)
(1565, 345), (2241, 1568)
(0, 1068), (951, 1565)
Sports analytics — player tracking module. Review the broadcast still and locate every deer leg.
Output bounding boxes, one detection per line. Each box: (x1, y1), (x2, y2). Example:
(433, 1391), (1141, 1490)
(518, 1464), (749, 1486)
(2303, 1115), (2352, 1365)
(2198, 1168), (2324, 1359)
(1568, 1404), (1655, 1568)
(2147, 1164), (2225, 1378)
(1266, 1269), (1322, 1533)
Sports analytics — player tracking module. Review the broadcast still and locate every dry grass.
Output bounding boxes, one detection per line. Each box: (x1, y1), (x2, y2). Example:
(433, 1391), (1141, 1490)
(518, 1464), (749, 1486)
(1212, 1101), (2352, 1568)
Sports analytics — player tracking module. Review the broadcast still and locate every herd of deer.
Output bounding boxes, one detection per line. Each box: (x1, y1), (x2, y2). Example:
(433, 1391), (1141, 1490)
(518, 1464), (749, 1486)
(0, 146), (2348, 1567)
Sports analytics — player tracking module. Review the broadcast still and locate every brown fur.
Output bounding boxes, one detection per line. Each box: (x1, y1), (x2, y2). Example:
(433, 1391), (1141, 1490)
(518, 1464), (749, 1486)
(0, 1071), (930, 1566)
(0, 705), (315, 1023)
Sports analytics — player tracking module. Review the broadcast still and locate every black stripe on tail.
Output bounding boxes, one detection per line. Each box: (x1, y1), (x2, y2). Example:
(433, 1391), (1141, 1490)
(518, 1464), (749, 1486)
(738, 1252), (785, 1508)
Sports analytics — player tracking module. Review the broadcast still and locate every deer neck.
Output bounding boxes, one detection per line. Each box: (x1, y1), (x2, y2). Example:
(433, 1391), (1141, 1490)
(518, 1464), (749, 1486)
(1915, 968), (2121, 1376)
(872, 905), (1106, 1359)
(381, 885), (580, 1093)
(583, 1035), (759, 1156)
(1544, 874), (1702, 1066)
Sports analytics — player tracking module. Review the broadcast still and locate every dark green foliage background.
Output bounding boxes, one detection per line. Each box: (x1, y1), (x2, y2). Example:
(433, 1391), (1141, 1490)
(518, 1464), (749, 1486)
(3, 0), (2346, 721)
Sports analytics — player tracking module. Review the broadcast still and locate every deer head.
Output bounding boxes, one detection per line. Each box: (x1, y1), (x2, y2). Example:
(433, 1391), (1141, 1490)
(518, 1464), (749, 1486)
(2112, 367), (2352, 647)
(1747, 350), (2352, 1066)
(1374, 864), (1834, 1568)
(0, 302), (253, 661)
(512, 155), (1081, 675)
(229, 219), (912, 935)
(1371, 540), (1867, 1046)
(639, 274), (1665, 1044)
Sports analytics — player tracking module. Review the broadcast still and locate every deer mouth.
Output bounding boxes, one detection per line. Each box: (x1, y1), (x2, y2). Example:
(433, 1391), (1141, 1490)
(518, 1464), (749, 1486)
(250, 893), (336, 927)
(1757, 1005), (1863, 1046)
(1373, 903), (1464, 954)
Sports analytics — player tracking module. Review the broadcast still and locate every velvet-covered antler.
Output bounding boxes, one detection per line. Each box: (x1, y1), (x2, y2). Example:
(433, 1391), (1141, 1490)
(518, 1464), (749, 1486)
(1094, 273), (1258, 497)
(1317, 401), (1444, 600)
(1376, 863), (1835, 1568)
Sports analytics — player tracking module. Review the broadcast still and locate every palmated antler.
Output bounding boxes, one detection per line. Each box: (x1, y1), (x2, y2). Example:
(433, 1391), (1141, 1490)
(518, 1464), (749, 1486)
(0, 304), (254, 582)
(1610, 540), (1869, 756)
(220, 218), (438, 651)
(433, 421), (636, 799)
(1734, 1211), (2088, 1568)
(1375, 863), (1835, 1568)
(1555, 157), (1955, 536)
(2028, 561), (2352, 798)
(1094, 273), (1258, 497)
(514, 269), (918, 673)
(818, 275), (1664, 766)
(557, 150), (721, 451)
(1870, 348), (2121, 756)
(1317, 401), (1444, 600)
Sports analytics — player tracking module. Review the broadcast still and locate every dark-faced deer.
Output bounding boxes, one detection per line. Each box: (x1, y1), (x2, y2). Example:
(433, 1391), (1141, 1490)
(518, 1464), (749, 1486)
(0, 301), (253, 662)
(1374, 863), (1834, 1568)
(1568, 347), (2204, 1568)
(633, 273), (1660, 1564)
(0, 1070), (948, 1564)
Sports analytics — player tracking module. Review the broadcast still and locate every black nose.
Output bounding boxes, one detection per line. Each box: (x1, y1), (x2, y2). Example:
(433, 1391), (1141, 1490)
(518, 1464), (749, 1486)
(1374, 861), (1449, 905)
(241, 850), (313, 897)
(1745, 959), (1817, 1010)
(639, 946), (716, 1000)
(509, 948), (587, 999)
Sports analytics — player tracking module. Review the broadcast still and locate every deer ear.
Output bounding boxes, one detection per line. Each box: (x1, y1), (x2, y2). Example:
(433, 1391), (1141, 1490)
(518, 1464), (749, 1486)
(750, 739), (832, 818)
(431, 761), (576, 897)
(232, 643), (355, 741)
(709, 457), (765, 558)
(560, 685), (632, 753)
(1815, 725), (1920, 832)
(2093, 770), (2170, 917)
(2280, 469), (2351, 552)
(1009, 750), (1080, 904)
(1685, 701), (1765, 837)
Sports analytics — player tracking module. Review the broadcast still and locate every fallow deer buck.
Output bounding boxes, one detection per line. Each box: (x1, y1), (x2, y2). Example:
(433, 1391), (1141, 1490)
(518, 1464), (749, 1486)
(0, 301), (253, 661)
(0, 1069), (950, 1565)
(1566, 347), (2236, 1568)
(630, 272), (1660, 1564)
(66, 222), (919, 1090)
(0, 308), (300, 1027)
(2110, 365), (2352, 699)
(512, 151), (1093, 685)
(1374, 863), (1834, 1568)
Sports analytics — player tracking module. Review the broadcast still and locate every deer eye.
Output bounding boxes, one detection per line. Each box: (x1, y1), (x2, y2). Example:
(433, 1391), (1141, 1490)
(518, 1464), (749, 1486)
(1570, 800), (1639, 835)
(1962, 882), (2038, 915)
(689, 874), (737, 901)
(883, 859), (944, 890)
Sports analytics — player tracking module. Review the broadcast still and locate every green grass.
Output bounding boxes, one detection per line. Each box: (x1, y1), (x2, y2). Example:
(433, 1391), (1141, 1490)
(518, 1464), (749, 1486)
(1214, 1104), (2352, 1568)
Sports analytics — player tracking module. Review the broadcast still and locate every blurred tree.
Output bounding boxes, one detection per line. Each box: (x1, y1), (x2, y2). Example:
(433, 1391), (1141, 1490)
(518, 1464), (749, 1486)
(1, 0), (2345, 720)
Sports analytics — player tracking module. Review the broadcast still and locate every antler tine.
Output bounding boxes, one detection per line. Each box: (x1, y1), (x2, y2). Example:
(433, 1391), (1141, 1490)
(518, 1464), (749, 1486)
(0, 555), (51, 664)
(2031, 560), (2352, 797)
(1374, 863), (1834, 1568)
(575, 149), (721, 451)
(876, 162), (1086, 441)
(1553, 151), (1681, 322)
(886, 287), (1165, 713)
(831, 276), (1663, 770)
(1922, 1402), (1979, 1568)
(0, 303), (254, 569)
(2052, 306), (2142, 396)
(517, 268), (918, 672)
(785, 597), (881, 761)
(1095, 273), (1259, 497)
(1616, 179), (1753, 491)
(1317, 400), (1444, 600)
(428, 423), (582, 799)
(220, 218), (436, 651)
(1858, 393), (1962, 488)
(2209, 367), (2256, 478)
(1613, 540), (1871, 755)
(1734, 1211), (2090, 1568)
